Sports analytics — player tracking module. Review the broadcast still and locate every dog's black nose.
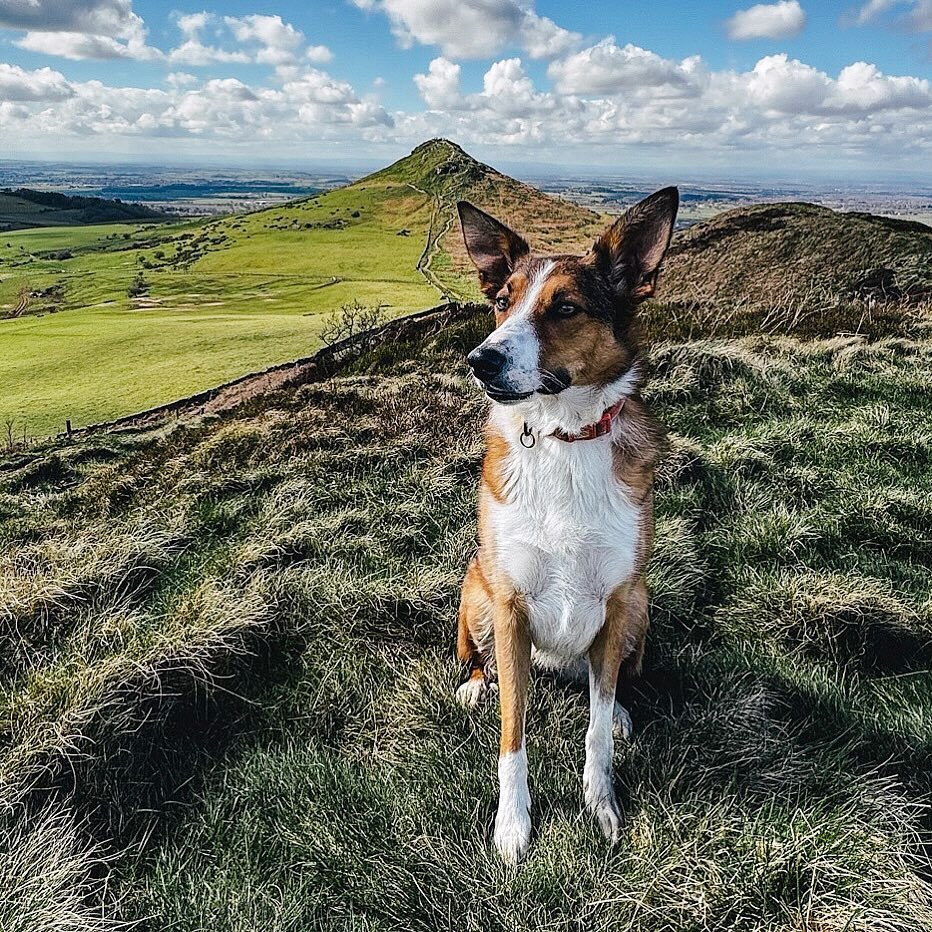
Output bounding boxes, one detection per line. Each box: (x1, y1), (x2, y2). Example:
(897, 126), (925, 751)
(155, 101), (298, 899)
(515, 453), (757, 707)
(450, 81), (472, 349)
(467, 346), (507, 382)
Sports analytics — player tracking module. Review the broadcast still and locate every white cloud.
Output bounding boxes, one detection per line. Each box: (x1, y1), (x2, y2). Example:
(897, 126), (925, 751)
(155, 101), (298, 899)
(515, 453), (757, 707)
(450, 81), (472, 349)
(854, 0), (932, 29)
(0, 61), (394, 146)
(726, 1), (807, 39)
(0, 0), (144, 38)
(353, 0), (580, 59)
(166, 71), (198, 87)
(854, 0), (898, 22)
(164, 11), (328, 67)
(176, 12), (210, 39)
(521, 14), (580, 59)
(0, 62), (75, 100)
(548, 39), (700, 95)
(166, 11), (248, 65)
(414, 57), (462, 109)
(831, 60), (932, 111)
(224, 13), (303, 64)
(745, 53), (829, 111)
(168, 40), (250, 66)
(307, 44), (334, 63)
(14, 29), (161, 60)
(1, 0), (161, 60)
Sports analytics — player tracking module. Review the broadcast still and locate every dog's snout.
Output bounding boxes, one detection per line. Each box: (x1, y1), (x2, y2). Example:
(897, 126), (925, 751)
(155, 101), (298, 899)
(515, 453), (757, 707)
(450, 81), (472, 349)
(467, 345), (507, 383)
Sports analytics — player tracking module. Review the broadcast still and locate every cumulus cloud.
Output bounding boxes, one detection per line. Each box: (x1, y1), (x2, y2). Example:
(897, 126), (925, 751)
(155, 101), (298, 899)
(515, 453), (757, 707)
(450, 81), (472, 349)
(726, 1), (807, 39)
(0, 0), (144, 38)
(0, 62), (75, 100)
(164, 11), (328, 67)
(352, 0), (580, 59)
(414, 57), (462, 109)
(307, 44), (334, 63)
(166, 71), (198, 87)
(224, 13), (303, 64)
(2, 0), (162, 60)
(14, 29), (161, 60)
(167, 12), (250, 65)
(548, 40), (701, 96)
(0, 61), (394, 146)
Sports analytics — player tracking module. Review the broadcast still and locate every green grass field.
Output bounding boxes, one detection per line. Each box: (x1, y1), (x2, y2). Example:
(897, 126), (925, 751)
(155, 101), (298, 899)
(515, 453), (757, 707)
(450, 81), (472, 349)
(3, 299), (932, 930)
(0, 180), (440, 436)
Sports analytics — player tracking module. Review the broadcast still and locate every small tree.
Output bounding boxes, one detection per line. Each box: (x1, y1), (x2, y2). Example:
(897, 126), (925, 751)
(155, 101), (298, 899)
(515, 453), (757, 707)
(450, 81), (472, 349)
(320, 299), (388, 349)
(127, 272), (149, 298)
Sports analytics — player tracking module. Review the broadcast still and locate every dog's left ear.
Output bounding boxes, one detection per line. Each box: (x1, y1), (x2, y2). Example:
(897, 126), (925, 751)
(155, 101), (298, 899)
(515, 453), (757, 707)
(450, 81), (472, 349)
(591, 186), (679, 302)
(457, 201), (530, 298)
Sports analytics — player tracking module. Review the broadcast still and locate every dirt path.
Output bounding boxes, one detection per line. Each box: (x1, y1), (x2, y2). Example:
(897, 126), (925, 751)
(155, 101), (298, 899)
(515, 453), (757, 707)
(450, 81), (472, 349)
(406, 181), (465, 301)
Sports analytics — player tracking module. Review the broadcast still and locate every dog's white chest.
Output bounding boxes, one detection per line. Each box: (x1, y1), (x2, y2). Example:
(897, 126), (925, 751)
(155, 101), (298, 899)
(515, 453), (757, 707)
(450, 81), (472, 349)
(487, 434), (640, 660)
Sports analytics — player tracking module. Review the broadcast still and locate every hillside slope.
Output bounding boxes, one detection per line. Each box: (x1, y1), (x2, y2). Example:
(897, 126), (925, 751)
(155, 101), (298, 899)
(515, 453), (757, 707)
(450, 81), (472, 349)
(658, 202), (932, 334)
(3, 140), (931, 439)
(0, 139), (601, 437)
(358, 138), (605, 299)
(0, 188), (168, 231)
(3, 303), (932, 930)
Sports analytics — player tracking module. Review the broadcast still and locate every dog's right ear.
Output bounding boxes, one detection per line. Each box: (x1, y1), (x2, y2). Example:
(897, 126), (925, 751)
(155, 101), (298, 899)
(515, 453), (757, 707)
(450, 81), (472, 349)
(457, 201), (529, 298)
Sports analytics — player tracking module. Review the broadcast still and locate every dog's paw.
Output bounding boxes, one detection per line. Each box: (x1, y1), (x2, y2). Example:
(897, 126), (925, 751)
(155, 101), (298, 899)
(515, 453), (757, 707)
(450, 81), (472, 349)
(591, 794), (623, 842)
(585, 784), (624, 843)
(455, 675), (495, 708)
(613, 701), (633, 741)
(494, 805), (532, 865)
(584, 762), (624, 843)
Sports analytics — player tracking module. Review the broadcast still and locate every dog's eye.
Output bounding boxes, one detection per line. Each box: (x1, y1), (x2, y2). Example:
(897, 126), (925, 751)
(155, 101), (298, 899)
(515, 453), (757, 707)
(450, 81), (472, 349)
(494, 296), (509, 311)
(555, 302), (580, 317)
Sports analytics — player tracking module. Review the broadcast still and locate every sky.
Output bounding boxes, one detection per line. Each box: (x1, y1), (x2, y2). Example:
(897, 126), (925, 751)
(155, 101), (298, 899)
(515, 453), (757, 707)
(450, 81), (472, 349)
(0, 0), (930, 179)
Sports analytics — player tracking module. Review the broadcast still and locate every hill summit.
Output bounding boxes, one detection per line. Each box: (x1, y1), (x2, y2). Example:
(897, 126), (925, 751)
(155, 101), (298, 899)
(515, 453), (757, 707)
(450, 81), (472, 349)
(349, 138), (605, 300)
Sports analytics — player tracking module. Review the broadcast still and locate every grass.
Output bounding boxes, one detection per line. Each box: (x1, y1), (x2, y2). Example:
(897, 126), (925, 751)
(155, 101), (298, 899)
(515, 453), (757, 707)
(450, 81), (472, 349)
(3, 296), (932, 929)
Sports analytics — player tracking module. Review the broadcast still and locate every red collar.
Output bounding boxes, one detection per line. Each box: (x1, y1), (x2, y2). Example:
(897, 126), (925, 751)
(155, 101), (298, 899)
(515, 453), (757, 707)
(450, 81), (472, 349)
(552, 398), (625, 443)
(519, 399), (626, 448)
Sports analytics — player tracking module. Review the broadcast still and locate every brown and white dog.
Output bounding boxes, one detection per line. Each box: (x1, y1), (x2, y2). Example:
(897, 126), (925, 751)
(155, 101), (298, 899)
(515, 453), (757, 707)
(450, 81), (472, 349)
(455, 188), (678, 863)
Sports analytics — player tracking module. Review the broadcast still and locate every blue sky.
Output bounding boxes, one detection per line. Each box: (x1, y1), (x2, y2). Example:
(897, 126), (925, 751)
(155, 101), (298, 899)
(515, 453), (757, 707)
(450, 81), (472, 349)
(0, 0), (930, 178)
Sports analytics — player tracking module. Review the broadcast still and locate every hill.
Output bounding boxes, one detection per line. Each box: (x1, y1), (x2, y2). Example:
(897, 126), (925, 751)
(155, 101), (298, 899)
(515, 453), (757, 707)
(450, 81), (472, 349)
(0, 188), (169, 232)
(658, 202), (932, 337)
(3, 299), (932, 930)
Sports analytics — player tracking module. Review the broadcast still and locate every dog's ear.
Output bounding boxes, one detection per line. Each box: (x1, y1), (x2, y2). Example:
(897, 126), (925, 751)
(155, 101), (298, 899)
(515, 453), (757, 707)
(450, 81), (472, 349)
(457, 201), (530, 298)
(591, 187), (678, 303)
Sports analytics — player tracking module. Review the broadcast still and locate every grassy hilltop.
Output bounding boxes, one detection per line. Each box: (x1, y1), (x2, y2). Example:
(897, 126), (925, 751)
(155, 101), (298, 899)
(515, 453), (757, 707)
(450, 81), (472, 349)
(3, 240), (932, 927)
(660, 202), (932, 337)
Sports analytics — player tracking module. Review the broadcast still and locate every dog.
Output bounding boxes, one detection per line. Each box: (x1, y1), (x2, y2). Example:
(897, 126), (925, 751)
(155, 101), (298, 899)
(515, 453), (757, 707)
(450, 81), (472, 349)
(454, 187), (678, 863)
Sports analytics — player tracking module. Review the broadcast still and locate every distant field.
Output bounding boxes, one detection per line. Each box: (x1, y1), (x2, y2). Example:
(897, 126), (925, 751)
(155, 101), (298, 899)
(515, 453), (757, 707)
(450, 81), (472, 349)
(0, 183), (439, 436)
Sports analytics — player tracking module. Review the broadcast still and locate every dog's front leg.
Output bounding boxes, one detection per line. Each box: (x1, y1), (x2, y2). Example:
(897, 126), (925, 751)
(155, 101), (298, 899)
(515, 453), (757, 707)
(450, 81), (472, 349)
(584, 583), (642, 841)
(492, 592), (531, 864)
